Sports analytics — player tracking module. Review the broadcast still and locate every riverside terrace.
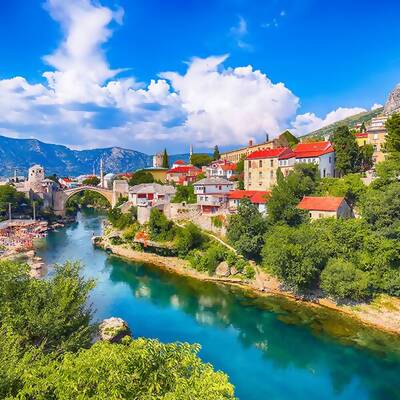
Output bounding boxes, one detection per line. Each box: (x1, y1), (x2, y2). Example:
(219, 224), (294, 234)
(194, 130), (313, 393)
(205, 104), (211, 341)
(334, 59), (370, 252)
(0, 219), (48, 256)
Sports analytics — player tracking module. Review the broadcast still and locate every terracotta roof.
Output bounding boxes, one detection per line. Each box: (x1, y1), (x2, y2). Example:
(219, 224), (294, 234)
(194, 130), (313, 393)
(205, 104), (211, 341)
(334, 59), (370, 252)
(228, 190), (270, 204)
(246, 147), (291, 160)
(355, 133), (368, 138)
(173, 160), (186, 165)
(297, 196), (345, 211)
(167, 165), (201, 174)
(220, 164), (237, 171)
(294, 141), (334, 158)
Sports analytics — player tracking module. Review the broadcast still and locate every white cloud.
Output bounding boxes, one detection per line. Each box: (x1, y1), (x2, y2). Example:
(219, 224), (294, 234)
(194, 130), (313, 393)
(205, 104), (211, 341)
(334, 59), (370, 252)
(371, 103), (383, 110)
(291, 107), (367, 136)
(0, 0), (373, 152)
(230, 16), (253, 50)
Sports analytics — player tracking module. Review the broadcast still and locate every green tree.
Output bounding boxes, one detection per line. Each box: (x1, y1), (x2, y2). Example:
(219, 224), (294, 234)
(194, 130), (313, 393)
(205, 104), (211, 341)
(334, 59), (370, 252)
(278, 130), (299, 148)
(108, 207), (135, 229)
(128, 170), (155, 186)
(320, 258), (370, 301)
(190, 153), (213, 168)
(213, 145), (220, 160)
(267, 163), (318, 226)
(175, 223), (206, 257)
(162, 148), (169, 168)
(262, 224), (328, 292)
(331, 125), (361, 176)
(82, 176), (100, 186)
(383, 113), (400, 161)
(0, 185), (31, 220)
(360, 121), (366, 133)
(148, 208), (175, 241)
(227, 198), (266, 260)
(172, 185), (197, 203)
(359, 144), (374, 172)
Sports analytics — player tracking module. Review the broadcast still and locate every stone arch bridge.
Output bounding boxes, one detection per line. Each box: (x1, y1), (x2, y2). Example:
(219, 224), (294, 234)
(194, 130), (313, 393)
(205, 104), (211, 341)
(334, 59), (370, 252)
(52, 181), (129, 216)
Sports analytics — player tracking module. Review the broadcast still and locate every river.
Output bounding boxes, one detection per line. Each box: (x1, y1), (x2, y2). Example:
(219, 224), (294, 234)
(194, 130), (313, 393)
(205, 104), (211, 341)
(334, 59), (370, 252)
(36, 210), (400, 400)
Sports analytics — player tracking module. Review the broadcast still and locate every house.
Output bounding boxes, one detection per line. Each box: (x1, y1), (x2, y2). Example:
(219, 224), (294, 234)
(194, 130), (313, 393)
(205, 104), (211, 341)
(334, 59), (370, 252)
(367, 116), (387, 164)
(205, 160), (237, 180)
(297, 196), (352, 220)
(245, 147), (293, 190)
(166, 165), (202, 185)
(292, 141), (335, 178)
(128, 183), (176, 207)
(59, 177), (80, 189)
(194, 177), (233, 214)
(355, 132), (368, 147)
(228, 190), (270, 214)
(172, 160), (187, 168)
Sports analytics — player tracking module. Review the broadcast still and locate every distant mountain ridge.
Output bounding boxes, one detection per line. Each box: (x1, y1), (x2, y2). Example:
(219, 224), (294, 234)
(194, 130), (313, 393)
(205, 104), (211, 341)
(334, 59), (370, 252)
(0, 135), (188, 177)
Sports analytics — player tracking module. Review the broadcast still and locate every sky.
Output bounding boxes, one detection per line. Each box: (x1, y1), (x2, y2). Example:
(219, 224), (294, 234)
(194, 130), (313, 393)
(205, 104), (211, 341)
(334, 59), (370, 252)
(0, 0), (399, 154)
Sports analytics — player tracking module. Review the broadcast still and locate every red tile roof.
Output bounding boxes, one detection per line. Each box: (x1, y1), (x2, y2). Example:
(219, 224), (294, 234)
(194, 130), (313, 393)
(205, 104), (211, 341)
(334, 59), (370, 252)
(228, 190), (270, 204)
(297, 196), (345, 211)
(246, 147), (292, 160)
(167, 165), (201, 174)
(173, 160), (186, 165)
(220, 164), (237, 171)
(294, 141), (334, 158)
(355, 133), (368, 138)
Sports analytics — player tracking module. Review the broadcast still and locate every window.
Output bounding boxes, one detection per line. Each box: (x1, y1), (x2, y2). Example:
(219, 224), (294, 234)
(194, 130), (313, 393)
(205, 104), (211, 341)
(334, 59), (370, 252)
(218, 185), (222, 190)
(259, 160), (262, 167)
(259, 171), (263, 177)
(323, 169), (326, 178)
(270, 170), (273, 179)
(270, 159), (273, 167)
(329, 156), (332, 164)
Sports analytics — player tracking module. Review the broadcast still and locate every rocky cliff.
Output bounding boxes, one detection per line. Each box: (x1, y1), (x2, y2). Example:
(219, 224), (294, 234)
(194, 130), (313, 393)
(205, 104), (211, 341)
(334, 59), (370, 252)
(384, 84), (400, 115)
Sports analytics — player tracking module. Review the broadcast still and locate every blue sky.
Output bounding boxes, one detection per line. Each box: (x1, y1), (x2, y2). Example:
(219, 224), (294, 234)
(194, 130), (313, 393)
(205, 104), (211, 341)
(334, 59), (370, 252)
(0, 0), (399, 154)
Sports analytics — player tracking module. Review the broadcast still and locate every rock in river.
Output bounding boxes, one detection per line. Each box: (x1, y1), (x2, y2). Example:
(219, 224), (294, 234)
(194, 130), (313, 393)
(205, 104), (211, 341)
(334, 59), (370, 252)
(215, 261), (230, 277)
(99, 317), (131, 343)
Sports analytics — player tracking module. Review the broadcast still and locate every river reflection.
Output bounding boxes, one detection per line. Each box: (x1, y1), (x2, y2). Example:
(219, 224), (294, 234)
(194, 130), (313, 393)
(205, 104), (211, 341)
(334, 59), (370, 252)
(38, 211), (400, 400)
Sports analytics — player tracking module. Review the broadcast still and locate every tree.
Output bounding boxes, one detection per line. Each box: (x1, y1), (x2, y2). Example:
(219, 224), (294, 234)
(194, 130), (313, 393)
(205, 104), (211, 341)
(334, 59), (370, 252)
(267, 164), (318, 226)
(128, 170), (154, 186)
(82, 176), (100, 186)
(172, 185), (197, 203)
(190, 153), (213, 168)
(227, 198), (267, 260)
(148, 208), (175, 241)
(162, 148), (169, 168)
(278, 130), (299, 149)
(331, 125), (361, 176)
(360, 122), (366, 133)
(320, 258), (370, 301)
(383, 113), (400, 161)
(213, 145), (220, 160)
(359, 144), (374, 172)
(0, 185), (31, 220)
(262, 224), (328, 292)
(316, 173), (366, 207)
(175, 223), (206, 257)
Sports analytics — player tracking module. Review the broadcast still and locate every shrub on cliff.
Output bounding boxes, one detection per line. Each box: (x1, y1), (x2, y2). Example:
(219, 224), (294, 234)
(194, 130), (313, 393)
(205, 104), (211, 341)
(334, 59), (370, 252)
(175, 223), (206, 257)
(148, 207), (176, 241)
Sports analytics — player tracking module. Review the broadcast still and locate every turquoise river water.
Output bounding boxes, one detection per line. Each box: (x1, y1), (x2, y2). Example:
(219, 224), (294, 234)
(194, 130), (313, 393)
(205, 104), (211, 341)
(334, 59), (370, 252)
(36, 210), (400, 400)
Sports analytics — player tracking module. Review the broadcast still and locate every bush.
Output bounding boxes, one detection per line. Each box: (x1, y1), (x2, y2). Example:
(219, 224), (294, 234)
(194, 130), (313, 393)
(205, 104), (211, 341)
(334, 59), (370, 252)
(172, 185), (197, 204)
(148, 208), (175, 241)
(175, 223), (206, 257)
(188, 244), (227, 275)
(108, 207), (135, 230)
(321, 258), (370, 301)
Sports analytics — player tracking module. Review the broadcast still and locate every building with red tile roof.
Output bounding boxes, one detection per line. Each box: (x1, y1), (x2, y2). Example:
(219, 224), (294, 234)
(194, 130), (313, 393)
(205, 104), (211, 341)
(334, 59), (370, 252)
(206, 160), (237, 180)
(297, 196), (352, 220)
(166, 165), (202, 186)
(228, 190), (270, 214)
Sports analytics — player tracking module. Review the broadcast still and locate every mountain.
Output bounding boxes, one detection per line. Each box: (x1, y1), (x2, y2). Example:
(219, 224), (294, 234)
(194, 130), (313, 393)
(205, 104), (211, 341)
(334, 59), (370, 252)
(384, 84), (400, 115)
(301, 107), (384, 140)
(0, 135), (153, 177)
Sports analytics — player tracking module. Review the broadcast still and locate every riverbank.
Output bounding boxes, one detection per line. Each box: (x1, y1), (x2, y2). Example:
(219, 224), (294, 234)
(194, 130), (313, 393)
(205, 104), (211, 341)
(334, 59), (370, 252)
(96, 235), (400, 336)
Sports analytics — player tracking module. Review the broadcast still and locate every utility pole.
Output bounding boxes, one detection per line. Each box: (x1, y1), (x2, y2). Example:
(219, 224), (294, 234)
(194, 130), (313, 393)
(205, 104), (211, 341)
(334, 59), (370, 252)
(8, 202), (11, 220)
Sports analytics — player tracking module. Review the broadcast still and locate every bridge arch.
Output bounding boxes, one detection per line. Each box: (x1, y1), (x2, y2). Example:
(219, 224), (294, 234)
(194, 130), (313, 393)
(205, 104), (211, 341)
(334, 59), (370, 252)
(64, 186), (114, 206)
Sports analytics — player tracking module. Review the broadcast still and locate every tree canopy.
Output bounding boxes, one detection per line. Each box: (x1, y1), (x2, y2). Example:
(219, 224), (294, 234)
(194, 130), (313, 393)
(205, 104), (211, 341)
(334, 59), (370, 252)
(82, 176), (100, 186)
(213, 145), (220, 160)
(190, 153), (213, 168)
(128, 170), (155, 186)
(0, 185), (31, 220)
(383, 113), (400, 161)
(162, 148), (169, 168)
(172, 185), (197, 204)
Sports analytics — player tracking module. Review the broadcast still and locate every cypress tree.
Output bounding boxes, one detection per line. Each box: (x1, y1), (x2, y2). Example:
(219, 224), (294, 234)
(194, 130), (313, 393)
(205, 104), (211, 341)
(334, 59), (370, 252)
(162, 148), (169, 168)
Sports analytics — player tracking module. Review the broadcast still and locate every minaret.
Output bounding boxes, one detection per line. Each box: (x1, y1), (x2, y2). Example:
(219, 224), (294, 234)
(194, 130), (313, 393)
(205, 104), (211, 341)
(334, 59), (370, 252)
(100, 158), (104, 188)
(189, 144), (193, 156)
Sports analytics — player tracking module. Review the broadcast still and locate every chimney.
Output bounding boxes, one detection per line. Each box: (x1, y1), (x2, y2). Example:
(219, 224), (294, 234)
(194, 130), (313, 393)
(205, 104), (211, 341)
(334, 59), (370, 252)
(265, 133), (269, 143)
(248, 139), (253, 147)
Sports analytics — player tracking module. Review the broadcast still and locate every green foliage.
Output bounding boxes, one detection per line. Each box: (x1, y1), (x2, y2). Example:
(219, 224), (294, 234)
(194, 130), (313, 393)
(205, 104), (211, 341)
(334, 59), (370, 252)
(128, 170), (155, 186)
(211, 215), (224, 228)
(359, 144), (374, 172)
(213, 145), (220, 161)
(331, 125), (361, 176)
(17, 338), (234, 400)
(227, 198), (267, 260)
(316, 173), (366, 207)
(0, 261), (235, 399)
(162, 148), (169, 168)
(67, 190), (110, 212)
(82, 176), (100, 186)
(267, 164), (318, 226)
(359, 183), (400, 239)
(148, 207), (175, 241)
(175, 223), (206, 257)
(262, 224), (327, 292)
(115, 195), (128, 207)
(236, 155), (245, 173)
(0, 260), (94, 354)
(172, 184), (197, 203)
(320, 258), (370, 301)
(108, 207), (135, 229)
(122, 223), (140, 241)
(190, 153), (213, 168)
(279, 130), (299, 148)
(383, 113), (400, 161)
(372, 159), (400, 188)
(189, 243), (227, 275)
(0, 184), (31, 220)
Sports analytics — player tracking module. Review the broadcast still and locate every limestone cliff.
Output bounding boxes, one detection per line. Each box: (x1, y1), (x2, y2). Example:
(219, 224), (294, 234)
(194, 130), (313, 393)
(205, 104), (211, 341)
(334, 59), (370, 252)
(384, 84), (400, 115)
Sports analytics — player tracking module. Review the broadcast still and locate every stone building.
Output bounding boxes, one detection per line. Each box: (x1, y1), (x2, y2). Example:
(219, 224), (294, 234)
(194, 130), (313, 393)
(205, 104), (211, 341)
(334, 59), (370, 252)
(297, 196), (352, 220)
(367, 116), (388, 164)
